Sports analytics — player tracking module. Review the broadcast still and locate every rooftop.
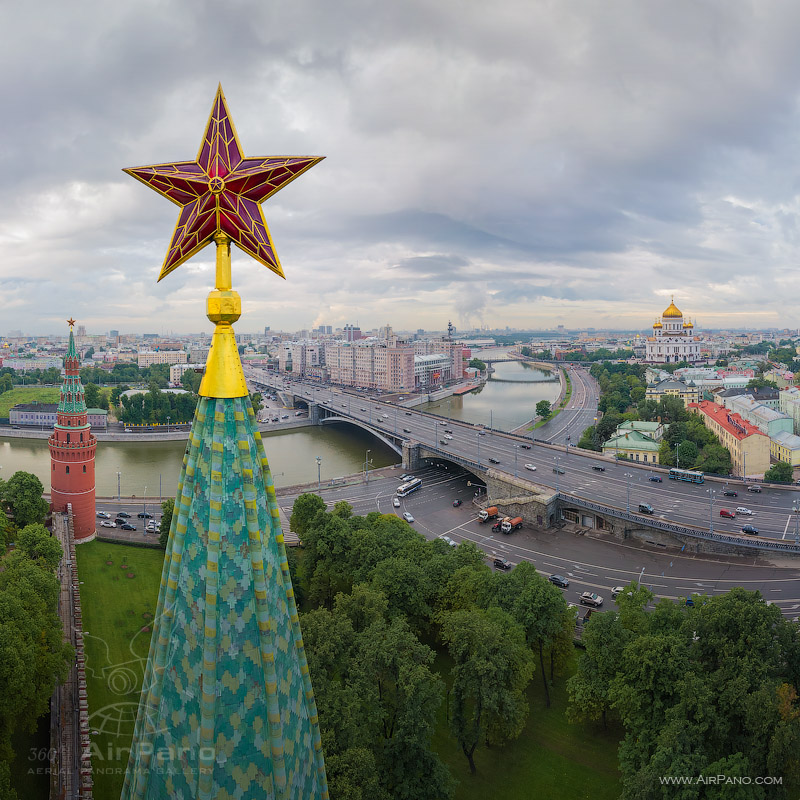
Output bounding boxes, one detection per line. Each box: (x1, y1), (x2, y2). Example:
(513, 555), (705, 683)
(687, 401), (766, 441)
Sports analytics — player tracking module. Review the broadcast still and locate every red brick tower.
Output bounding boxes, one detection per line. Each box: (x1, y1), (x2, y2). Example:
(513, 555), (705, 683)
(49, 319), (97, 542)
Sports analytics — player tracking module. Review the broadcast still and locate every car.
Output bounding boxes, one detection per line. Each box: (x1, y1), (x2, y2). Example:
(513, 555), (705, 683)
(553, 467), (565, 475)
(648, 475), (662, 482)
(382, 414), (389, 418)
(494, 557), (511, 570)
(444, 429), (453, 434)
(580, 592), (604, 607)
(452, 499), (462, 507)
(137, 512), (153, 519)
(96, 511), (111, 519)
(719, 509), (736, 519)
(524, 464), (537, 471)
(114, 517), (128, 525)
(747, 485), (762, 493)
(402, 512), (415, 523)
(592, 465), (606, 472)
(741, 524), (759, 535)
(520, 444), (531, 449)
(360, 408), (367, 412)
(401, 474), (414, 481)
(566, 435), (571, 440)
(637, 503), (654, 515)
(341, 404), (346, 408)
(722, 489), (738, 497)
(99, 521), (116, 528)
(444, 434), (453, 440)
(402, 428), (412, 433)
(281, 414), (289, 419)
(568, 443), (577, 448)
(478, 430), (486, 436)
(116, 511), (132, 518)
(120, 523), (137, 531)
(440, 439), (449, 445)
(440, 535), (453, 545)
(549, 574), (570, 588)
(735, 507), (753, 516)
(488, 457), (500, 464)
(392, 497), (401, 508)
(492, 520), (503, 532)
(405, 412), (413, 416)
(611, 586), (625, 599)
(441, 536), (458, 548)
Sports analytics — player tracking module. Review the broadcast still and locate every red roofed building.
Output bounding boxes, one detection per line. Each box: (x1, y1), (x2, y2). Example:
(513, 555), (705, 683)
(687, 400), (770, 479)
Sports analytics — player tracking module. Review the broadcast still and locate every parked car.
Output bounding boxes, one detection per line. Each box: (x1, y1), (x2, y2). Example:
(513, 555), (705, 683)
(402, 512), (415, 523)
(648, 475), (662, 482)
(114, 518), (128, 526)
(392, 497), (401, 508)
(719, 509), (736, 519)
(580, 592), (604, 607)
(592, 465), (606, 472)
(137, 512), (153, 519)
(524, 464), (537, 471)
(96, 511), (111, 519)
(452, 499), (462, 507)
(120, 523), (137, 531)
(741, 524), (759, 535)
(116, 511), (131, 518)
(747, 486), (762, 493)
(549, 574), (570, 588)
(735, 507), (753, 516)
(441, 536), (458, 548)
(494, 557), (512, 571)
(99, 521), (116, 528)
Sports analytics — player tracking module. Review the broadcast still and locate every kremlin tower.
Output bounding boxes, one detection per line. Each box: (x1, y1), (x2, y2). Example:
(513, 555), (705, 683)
(49, 319), (97, 542)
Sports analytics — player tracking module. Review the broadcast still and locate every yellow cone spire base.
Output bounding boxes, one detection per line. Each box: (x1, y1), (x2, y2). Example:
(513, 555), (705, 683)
(199, 233), (249, 398)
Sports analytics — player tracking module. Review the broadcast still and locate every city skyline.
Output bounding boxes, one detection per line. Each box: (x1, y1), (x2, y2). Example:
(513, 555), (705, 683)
(6, 3), (800, 332)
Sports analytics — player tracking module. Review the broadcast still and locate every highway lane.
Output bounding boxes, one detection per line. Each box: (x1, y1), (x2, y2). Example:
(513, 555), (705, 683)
(245, 369), (800, 542)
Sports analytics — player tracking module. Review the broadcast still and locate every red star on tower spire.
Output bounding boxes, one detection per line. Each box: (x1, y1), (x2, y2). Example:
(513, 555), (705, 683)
(124, 85), (323, 281)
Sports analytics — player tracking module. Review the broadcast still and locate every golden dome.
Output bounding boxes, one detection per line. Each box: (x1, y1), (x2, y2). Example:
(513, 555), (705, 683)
(653, 318), (662, 329)
(662, 295), (682, 318)
(683, 318), (694, 328)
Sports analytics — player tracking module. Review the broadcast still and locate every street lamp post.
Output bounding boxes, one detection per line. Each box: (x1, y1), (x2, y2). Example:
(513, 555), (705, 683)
(166, 415), (170, 433)
(143, 485), (147, 520)
(624, 472), (632, 512)
(365, 449), (371, 483)
(554, 456), (561, 492)
(707, 488), (716, 535)
(514, 446), (518, 478)
(117, 471), (121, 502)
(593, 416), (598, 450)
(477, 434), (481, 469)
(793, 500), (800, 547)
(316, 456), (322, 495)
(675, 442), (679, 469)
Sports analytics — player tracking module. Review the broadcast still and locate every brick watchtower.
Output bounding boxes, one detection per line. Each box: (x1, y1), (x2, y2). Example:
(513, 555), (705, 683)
(49, 319), (97, 542)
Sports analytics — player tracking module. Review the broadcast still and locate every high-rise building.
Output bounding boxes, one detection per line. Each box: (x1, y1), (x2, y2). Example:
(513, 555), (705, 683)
(49, 322), (96, 542)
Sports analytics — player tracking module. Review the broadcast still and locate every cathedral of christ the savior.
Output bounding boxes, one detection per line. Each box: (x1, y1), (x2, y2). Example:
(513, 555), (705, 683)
(645, 296), (704, 364)
(121, 86), (328, 800)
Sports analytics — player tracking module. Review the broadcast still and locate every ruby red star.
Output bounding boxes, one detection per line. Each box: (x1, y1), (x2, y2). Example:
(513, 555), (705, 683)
(124, 85), (323, 281)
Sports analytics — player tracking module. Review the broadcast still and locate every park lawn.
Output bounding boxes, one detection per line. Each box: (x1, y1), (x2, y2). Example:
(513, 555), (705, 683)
(76, 541), (165, 800)
(430, 648), (622, 800)
(0, 387), (61, 418)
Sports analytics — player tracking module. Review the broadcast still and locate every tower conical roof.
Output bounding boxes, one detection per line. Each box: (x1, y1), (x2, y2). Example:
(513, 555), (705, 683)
(58, 327), (87, 416)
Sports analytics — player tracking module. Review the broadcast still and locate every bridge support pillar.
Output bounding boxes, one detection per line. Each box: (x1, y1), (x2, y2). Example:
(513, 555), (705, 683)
(402, 441), (421, 471)
(309, 403), (321, 425)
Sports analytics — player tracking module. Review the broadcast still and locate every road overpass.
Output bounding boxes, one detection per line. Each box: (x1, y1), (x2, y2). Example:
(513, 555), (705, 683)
(245, 367), (800, 554)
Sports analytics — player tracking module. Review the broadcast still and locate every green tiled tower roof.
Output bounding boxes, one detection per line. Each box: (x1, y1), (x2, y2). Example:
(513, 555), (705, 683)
(58, 327), (87, 416)
(122, 395), (328, 799)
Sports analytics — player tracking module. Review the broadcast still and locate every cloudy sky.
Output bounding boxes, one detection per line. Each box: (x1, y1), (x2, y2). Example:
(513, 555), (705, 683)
(3, 0), (800, 336)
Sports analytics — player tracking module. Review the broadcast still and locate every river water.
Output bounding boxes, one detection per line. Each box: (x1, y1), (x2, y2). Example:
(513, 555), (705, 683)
(0, 351), (559, 496)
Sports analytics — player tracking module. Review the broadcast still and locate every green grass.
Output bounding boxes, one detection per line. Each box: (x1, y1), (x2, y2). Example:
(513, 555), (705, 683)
(0, 387), (61, 418)
(76, 541), (165, 800)
(431, 649), (622, 800)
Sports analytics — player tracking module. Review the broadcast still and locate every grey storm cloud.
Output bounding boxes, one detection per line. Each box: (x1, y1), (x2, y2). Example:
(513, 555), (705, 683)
(3, 0), (800, 333)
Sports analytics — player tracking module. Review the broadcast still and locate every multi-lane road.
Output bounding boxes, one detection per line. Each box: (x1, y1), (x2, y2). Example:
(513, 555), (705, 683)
(270, 465), (800, 620)
(247, 367), (800, 543)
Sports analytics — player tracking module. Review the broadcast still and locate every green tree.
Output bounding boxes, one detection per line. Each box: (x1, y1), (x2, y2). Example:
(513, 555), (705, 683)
(441, 606), (534, 773)
(468, 358), (486, 371)
(15, 523), (62, 571)
(765, 461), (794, 484)
(0, 552), (73, 759)
(83, 382), (101, 408)
(694, 443), (732, 475)
(159, 498), (175, 549)
(1, 472), (48, 527)
(536, 400), (551, 419)
(83, 347), (94, 360)
(676, 440), (698, 468)
(747, 377), (779, 390)
(250, 392), (263, 413)
(181, 368), (203, 395)
(290, 493), (326, 538)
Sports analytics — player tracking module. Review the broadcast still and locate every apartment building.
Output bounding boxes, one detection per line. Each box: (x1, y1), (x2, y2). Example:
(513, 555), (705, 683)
(325, 340), (414, 392)
(137, 350), (188, 368)
(687, 401), (770, 478)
